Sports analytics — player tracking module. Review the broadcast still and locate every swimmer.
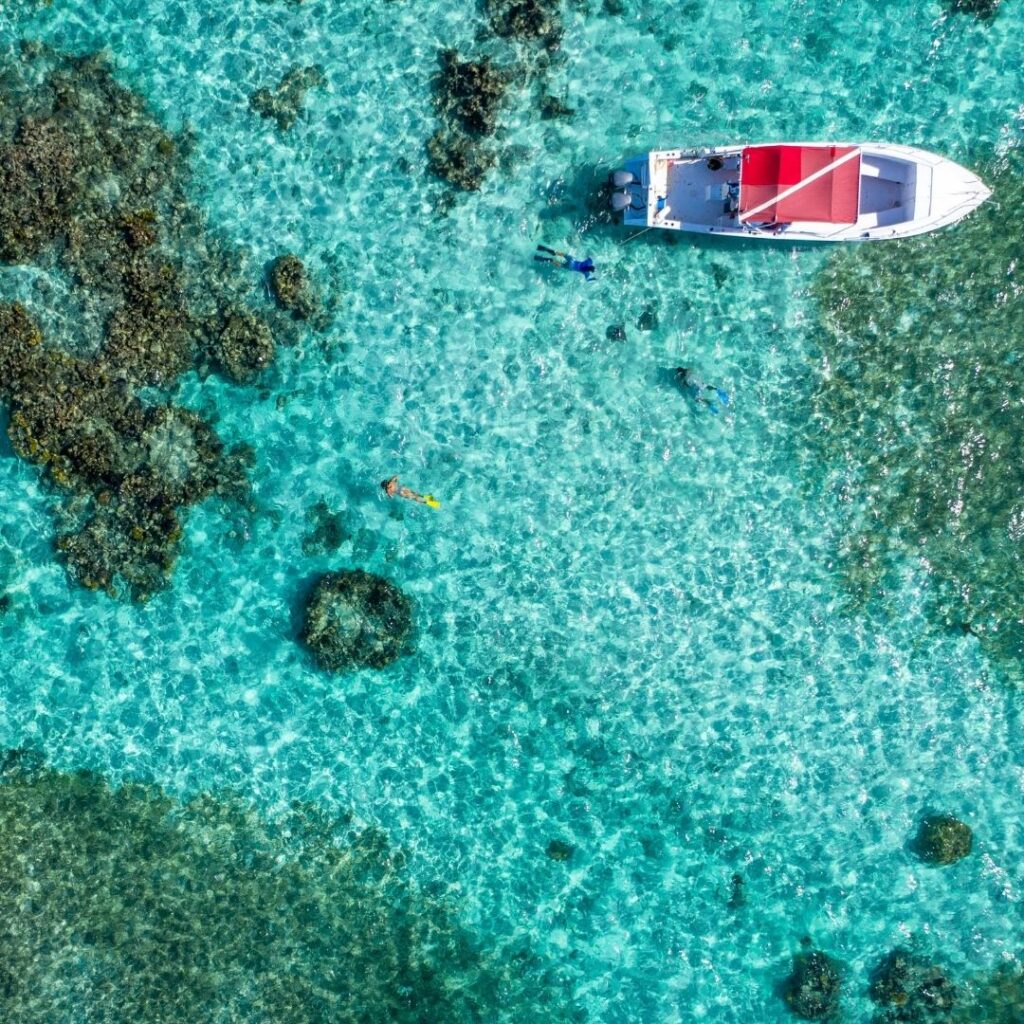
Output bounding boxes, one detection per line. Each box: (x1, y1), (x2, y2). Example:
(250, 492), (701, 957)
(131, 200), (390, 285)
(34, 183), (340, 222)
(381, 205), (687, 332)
(381, 476), (441, 509)
(534, 244), (596, 281)
(675, 367), (730, 415)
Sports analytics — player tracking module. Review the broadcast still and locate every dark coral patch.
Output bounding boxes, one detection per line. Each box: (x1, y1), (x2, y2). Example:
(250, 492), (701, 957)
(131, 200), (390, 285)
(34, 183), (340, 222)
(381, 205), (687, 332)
(427, 130), (498, 192)
(302, 498), (349, 556)
(250, 65), (326, 131)
(301, 569), (414, 672)
(268, 253), (321, 321)
(913, 815), (973, 865)
(434, 50), (509, 137)
(427, 51), (509, 193)
(0, 749), (580, 1023)
(783, 951), (842, 1020)
(869, 948), (957, 1023)
(485, 0), (563, 49)
(0, 49), (280, 599)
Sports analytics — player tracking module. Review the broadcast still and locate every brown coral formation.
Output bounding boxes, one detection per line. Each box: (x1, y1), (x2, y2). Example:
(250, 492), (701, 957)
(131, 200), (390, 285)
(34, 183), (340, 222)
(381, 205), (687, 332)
(0, 48), (279, 599)
(250, 65), (326, 131)
(427, 51), (508, 192)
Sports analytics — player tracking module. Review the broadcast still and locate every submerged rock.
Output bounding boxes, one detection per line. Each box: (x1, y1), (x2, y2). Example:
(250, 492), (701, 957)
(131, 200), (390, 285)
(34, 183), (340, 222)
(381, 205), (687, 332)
(869, 948), (957, 1023)
(945, 0), (1001, 17)
(0, 50), (279, 599)
(913, 815), (973, 865)
(301, 569), (414, 671)
(545, 839), (575, 861)
(485, 0), (563, 49)
(212, 310), (276, 383)
(250, 64), (326, 131)
(427, 129), (497, 192)
(0, 748), (579, 1024)
(783, 951), (842, 1020)
(268, 253), (320, 321)
(434, 50), (508, 137)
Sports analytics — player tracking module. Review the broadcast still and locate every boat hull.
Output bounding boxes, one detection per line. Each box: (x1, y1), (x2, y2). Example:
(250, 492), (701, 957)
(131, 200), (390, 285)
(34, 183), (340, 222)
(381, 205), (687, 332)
(610, 143), (991, 242)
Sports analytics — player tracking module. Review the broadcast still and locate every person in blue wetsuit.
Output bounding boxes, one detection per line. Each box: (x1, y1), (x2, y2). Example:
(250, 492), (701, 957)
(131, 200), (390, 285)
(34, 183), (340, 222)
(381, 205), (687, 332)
(534, 244), (596, 281)
(675, 367), (730, 414)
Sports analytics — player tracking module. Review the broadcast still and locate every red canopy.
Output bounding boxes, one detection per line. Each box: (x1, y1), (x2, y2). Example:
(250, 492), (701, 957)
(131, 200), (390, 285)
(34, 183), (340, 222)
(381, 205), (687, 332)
(739, 145), (861, 224)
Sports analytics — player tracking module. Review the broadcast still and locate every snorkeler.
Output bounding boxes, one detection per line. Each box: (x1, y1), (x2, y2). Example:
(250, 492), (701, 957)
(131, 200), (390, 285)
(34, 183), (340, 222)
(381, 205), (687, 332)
(534, 244), (596, 281)
(381, 476), (441, 509)
(675, 367), (730, 415)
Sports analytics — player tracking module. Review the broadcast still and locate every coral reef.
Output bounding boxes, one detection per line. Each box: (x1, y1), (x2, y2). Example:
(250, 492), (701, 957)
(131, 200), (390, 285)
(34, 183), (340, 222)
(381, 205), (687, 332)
(250, 65), (326, 131)
(0, 48), (279, 599)
(301, 498), (349, 555)
(268, 253), (321, 321)
(427, 52), (509, 193)
(301, 569), (414, 671)
(869, 948), (957, 1024)
(913, 815), (973, 865)
(210, 309), (277, 384)
(945, 0), (1001, 17)
(546, 838), (575, 861)
(434, 50), (509, 136)
(0, 748), (579, 1024)
(951, 963), (1024, 1023)
(485, 0), (563, 50)
(426, 0), (564, 193)
(539, 93), (574, 119)
(427, 129), (498, 192)
(783, 951), (842, 1020)
(805, 153), (1024, 680)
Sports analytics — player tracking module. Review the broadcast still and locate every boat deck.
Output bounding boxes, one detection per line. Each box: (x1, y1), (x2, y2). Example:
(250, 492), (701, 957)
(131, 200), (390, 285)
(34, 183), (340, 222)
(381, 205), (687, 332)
(660, 155), (740, 230)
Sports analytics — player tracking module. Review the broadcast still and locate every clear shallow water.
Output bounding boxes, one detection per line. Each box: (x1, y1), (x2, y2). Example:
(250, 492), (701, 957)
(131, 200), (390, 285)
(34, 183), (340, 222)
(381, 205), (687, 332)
(0, 0), (1022, 1020)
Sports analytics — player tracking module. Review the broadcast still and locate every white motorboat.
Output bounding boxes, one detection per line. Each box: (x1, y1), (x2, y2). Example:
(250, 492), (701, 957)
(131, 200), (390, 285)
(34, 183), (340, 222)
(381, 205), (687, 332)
(608, 143), (991, 242)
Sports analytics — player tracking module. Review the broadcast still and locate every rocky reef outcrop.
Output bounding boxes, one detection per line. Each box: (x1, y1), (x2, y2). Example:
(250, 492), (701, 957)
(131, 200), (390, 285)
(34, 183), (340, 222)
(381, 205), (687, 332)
(783, 951), (842, 1020)
(869, 948), (957, 1024)
(485, 0), (563, 50)
(301, 570), (414, 671)
(913, 815), (973, 865)
(250, 64), (326, 131)
(0, 48), (280, 599)
(268, 253), (321, 322)
(0, 747), (580, 1024)
(427, 51), (508, 192)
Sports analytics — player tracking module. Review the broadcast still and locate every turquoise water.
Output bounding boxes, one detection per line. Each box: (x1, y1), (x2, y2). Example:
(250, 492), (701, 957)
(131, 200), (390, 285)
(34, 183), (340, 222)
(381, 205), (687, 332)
(0, 0), (1022, 1020)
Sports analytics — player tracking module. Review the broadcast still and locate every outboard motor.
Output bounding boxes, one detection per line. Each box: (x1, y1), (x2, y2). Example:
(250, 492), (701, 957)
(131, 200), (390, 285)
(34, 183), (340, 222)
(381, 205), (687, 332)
(610, 191), (632, 213)
(609, 169), (643, 216)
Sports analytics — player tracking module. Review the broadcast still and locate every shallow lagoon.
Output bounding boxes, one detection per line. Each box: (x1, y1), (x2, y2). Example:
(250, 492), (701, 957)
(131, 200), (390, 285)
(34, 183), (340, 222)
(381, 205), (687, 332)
(0, 0), (1022, 1020)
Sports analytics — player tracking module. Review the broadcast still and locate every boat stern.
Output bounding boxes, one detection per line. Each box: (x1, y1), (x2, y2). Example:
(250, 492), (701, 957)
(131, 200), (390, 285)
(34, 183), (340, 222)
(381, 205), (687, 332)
(608, 155), (653, 227)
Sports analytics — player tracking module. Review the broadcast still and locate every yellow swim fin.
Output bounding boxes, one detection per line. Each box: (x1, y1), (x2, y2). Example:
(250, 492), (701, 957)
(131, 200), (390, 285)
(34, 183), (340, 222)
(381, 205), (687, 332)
(424, 495), (441, 509)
